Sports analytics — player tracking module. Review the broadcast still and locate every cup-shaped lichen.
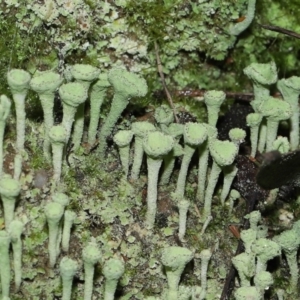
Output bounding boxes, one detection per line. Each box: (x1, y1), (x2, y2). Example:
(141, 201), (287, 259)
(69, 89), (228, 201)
(70, 64), (100, 151)
(252, 238), (281, 274)
(203, 139), (238, 220)
(87, 73), (110, 148)
(199, 249), (212, 298)
(160, 123), (184, 185)
(273, 136), (290, 153)
(228, 128), (246, 147)
(154, 104), (174, 132)
(259, 97), (292, 152)
(97, 68), (148, 156)
(243, 64), (276, 152)
(196, 124), (218, 203)
(52, 192), (70, 208)
(7, 69), (31, 153)
(45, 202), (64, 267)
(0, 176), (21, 228)
(102, 258), (125, 300)
(203, 90), (226, 127)
(8, 219), (24, 291)
(160, 142), (183, 186)
(49, 125), (67, 183)
(60, 257), (78, 300)
(59, 82), (88, 145)
(232, 252), (255, 287)
(131, 121), (156, 180)
(243, 61), (277, 112)
(113, 130), (134, 177)
(62, 210), (76, 252)
(274, 229), (300, 293)
(175, 122), (207, 197)
(30, 71), (63, 158)
(161, 246), (194, 300)
(143, 131), (174, 229)
(82, 242), (101, 300)
(246, 112), (262, 157)
(254, 271), (273, 295)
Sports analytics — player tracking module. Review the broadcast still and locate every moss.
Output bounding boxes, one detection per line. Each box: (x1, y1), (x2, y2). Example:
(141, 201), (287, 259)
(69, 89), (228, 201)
(30, 145), (51, 170)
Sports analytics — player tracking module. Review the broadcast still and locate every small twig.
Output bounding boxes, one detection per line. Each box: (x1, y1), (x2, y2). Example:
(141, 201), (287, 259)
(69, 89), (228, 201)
(258, 23), (300, 39)
(154, 41), (179, 123)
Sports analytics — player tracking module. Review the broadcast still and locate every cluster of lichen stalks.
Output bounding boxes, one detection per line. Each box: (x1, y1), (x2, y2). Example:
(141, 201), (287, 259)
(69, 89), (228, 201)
(113, 61), (300, 299)
(227, 62), (300, 299)
(0, 65), (213, 300)
(0, 59), (300, 299)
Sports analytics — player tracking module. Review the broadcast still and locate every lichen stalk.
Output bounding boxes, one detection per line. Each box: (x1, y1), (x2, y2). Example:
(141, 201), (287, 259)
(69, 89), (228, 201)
(220, 165), (238, 205)
(0, 231), (11, 299)
(87, 87), (106, 146)
(197, 124), (217, 203)
(249, 125), (259, 157)
(87, 75), (110, 147)
(59, 82), (87, 146)
(160, 152), (175, 185)
(60, 257), (78, 300)
(145, 157), (163, 229)
(97, 69), (147, 156)
(13, 93), (26, 152)
(161, 160), (174, 186)
(266, 119), (280, 152)
(284, 250), (298, 291)
(62, 106), (78, 145)
(39, 93), (55, 157)
(7, 69), (31, 154)
(257, 120), (267, 153)
(103, 258), (125, 300)
(178, 199), (190, 241)
(98, 94), (129, 155)
(45, 202), (64, 268)
(130, 137), (145, 180)
(288, 105), (299, 150)
(161, 247), (193, 300)
(118, 146), (131, 177)
(197, 142), (209, 203)
(71, 64), (100, 151)
(13, 154), (22, 180)
(9, 220), (24, 291)
(175, 144), (197, 197)
(199, 249), (212, 300)
(73, 103), (87, 151)
(203, 162), (221, 220)
(82, 243), (101, 300)
(49, 125), (67, 183)
(62, 210), (76, 252)
(246, 113), (262, 157)
(175, 123), (207, 197)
